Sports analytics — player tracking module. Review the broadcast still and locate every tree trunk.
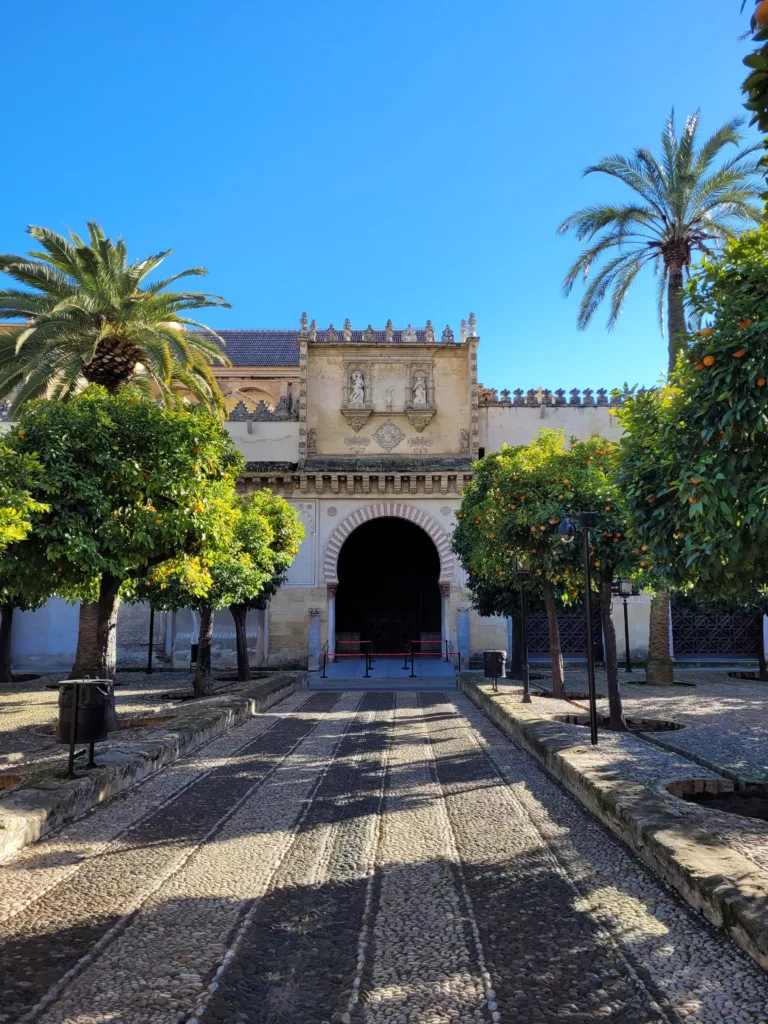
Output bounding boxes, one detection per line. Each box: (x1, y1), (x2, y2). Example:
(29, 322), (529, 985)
(0, 603), (13, 684)
(646, 592), (674, 685)
(542, 580), (566, 698)
(598, 577), (627, 731)
(230, 604), (251, 682)
(70, 574), (121, 730)
(195, 604), (215, 698)
(509, 615), (524, 681)
(756, 613), (767, 682)
(666, 260), (687, 375)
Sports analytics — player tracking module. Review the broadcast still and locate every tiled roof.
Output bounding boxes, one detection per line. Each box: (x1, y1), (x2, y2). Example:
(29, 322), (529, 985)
(198, 325), (459, 367)
(201, 330), (301, 367)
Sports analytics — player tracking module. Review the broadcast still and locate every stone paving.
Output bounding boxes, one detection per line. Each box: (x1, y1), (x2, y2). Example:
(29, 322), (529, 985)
(1, 688), (767, 1022)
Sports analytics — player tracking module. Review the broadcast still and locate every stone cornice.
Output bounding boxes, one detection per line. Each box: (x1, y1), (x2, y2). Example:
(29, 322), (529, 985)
(240, 468), (474, 497)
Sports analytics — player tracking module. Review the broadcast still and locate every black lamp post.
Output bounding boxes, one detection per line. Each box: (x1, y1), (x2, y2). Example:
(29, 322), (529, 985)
(514, 556), (532, 703)
(559, 512), (599, 746)
(617, 579), (633, 673)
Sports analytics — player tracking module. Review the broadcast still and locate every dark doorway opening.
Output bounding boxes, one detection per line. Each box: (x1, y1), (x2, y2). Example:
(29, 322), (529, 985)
(336, 518), (441, 653)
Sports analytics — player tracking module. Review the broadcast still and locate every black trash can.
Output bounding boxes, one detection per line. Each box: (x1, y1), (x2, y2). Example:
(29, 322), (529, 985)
(483, 650), (507, 680)
(57, 682), (111, 744)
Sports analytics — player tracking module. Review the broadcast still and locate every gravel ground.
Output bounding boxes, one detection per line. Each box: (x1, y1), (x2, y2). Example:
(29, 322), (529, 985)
(0, 689), (766, 1023)
(529, 665), (768, 781)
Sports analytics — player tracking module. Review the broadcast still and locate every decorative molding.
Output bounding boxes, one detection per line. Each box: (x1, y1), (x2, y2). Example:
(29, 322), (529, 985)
(408, 436), (433, 454)
(440, 506), (452, 516)
(327, 506), (338, 517)
(308, 607), (321, 617)
(307, 428), (317, 458)
(405, 410), (435, 432)
(439, 582), (451, 598)
(345, 436), (371, 455)
(341, 409), (373, 432)
(372, 419), (405, 452)
(322, 502), (456, 584)
(441, 324), (454, 343)
(459, 428), (470, 455)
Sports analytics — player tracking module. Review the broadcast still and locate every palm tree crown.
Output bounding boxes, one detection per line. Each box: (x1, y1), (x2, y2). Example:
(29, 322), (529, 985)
(0, 222), (231, 413)
(558, 110), (763, 372)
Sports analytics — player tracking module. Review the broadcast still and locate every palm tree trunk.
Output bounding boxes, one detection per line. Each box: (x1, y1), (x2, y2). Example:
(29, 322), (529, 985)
(646, 592), (674, 685)
(598, 577), (627, 730)
(542, 580), (566, 698)
(0, 603), (14, 684)
(195, 604), (215, 697)
(666, 260), (687, 374)
(230, 604), (251, 682)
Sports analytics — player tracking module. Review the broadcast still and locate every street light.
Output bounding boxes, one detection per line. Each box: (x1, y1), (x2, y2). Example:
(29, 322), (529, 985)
(560, 512), (599, 746)
(617, 578), (635, 673)
(514, 556), (532, 704)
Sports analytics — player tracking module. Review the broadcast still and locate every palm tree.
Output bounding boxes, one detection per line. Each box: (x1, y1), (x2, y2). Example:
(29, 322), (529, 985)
(0, 222), (231, 414)
(559, 110), (763, 373)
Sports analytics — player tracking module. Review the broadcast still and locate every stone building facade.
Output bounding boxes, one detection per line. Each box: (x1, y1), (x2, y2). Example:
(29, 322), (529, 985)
(8, 316), (760, 673)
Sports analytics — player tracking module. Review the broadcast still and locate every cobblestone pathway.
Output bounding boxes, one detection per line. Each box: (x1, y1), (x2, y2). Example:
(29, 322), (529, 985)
(2, 690), (767, 1024)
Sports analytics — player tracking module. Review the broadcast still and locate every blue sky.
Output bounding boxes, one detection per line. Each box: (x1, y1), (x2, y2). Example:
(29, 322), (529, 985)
(0, 0), (758, 391)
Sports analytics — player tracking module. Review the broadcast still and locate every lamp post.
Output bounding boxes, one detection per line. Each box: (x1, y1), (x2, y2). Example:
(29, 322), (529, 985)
(617, 579), (633, 673)
(514, 556), (532, 703)
(559, 513), (599, 746)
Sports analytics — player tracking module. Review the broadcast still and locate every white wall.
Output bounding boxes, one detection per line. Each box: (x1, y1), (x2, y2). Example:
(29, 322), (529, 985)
(479, 405), (621, 451)
(226, 421), (299, 463)
(11, 598), (78, 672)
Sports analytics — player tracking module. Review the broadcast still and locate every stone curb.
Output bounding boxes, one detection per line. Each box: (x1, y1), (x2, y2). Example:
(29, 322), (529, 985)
(0, 672), (304, 865)
(457, 674), (768, 972)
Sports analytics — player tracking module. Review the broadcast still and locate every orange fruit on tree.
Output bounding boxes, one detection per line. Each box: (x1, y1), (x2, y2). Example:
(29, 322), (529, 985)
(733, 349), (745, 358)
(759, 378), (767, 388)
(739, 319), (752, 329)
(703, 354), (716, 367)
(695, 362), (704, 371)
(756, 0), (768, 26)
(700, 327), (714, 339)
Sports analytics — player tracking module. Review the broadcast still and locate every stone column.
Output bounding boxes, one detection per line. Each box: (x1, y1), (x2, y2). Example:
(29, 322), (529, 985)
(439, 583), (450, 656)
(457, 606), (470, 668)
(307, 608), (322, 671)
(327, 584), (337, 662)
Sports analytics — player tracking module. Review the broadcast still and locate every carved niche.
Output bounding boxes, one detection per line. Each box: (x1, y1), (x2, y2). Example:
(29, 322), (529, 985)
(341, 359), (373, 431)
(404, 360), (436, 432)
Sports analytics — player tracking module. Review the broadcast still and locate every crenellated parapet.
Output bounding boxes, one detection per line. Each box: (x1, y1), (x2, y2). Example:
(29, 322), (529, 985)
(476, 383), (646, 408)
(227, 395), (299, 422)
(298, 312), (477, 346)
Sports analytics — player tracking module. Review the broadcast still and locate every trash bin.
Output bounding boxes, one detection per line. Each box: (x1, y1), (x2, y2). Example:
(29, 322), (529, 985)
(483, 650), (507, 680)
(57, 681), (111, 744)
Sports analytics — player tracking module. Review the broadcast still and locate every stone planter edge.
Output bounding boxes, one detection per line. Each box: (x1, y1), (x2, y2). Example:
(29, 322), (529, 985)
(0, 672), (305, 865)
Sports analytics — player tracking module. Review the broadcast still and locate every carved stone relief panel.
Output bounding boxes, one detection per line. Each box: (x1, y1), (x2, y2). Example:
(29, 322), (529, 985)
(284, 500), (318, 587)
(404, 360), (436, 431)
(372, 419), (405, 451)
(341, 359), (373, 431)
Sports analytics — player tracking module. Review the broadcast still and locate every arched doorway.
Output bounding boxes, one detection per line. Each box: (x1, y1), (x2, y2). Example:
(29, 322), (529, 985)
(336, 518), (442, 653)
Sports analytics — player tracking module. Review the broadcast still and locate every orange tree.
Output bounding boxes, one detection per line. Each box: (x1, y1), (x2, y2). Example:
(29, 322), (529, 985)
(453, 429), (642, 726)
(5, 388), (243, 685)
(619, 224), (768, 638)
(134, 491), (303, 694)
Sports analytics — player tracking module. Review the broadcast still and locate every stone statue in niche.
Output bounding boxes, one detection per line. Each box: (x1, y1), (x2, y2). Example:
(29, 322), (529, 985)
(384, 386), (394, 411)
(350, 371), (365, 403)
(413, 374), (427, 406)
